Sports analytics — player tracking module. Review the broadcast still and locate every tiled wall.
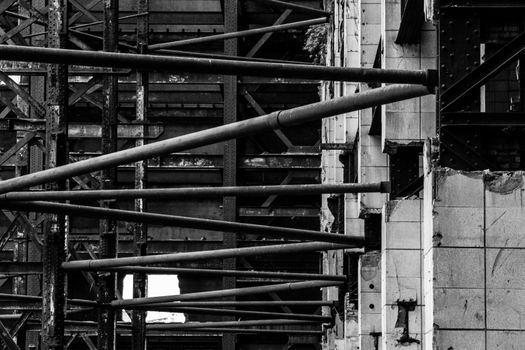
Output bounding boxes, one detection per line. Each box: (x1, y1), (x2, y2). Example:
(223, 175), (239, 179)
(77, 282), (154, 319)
(357, 0), (388, 214)
(382, 200), (424, 349)
(423, 168), (525, 349)
(381, 0), (436, 150)
(359, 251), (382, 349)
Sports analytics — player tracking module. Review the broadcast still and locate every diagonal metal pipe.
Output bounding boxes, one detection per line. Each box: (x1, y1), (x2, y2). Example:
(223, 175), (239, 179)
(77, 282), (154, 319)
(0, 201), (363, 245)
(98, 266), (347, 281)
(60, 242), (355, 271)
(0, 46), (435, 86)
(148, 17), (328, 50)
(110, 280), (342, 307)
(0, 182), (390, 201)
(0, 84), (431, 194)
(146, 319), (320, 330)
(124, 305), (332, 322)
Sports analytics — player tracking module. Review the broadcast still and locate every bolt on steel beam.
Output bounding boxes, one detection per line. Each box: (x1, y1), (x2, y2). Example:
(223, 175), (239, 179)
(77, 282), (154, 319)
(148, 17), (328, 50)
(0, 45), (436, 85)
(0, 182), (391, 201)
(59, 242), (354, 271)
(97, 266), (346, 281)
(0, 201), (363, 245)
(0, 84), (431, 194)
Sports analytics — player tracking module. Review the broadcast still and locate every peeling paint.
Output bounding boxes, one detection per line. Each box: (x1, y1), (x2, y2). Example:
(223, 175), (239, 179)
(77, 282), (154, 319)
(484, 171), (524, 195)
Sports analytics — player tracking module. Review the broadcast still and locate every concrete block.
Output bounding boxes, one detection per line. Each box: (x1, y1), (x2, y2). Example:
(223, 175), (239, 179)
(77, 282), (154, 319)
(420, 29), (437, 58)
(385, 200), (422, 222)
(434, 169), (484, 208)
(383, 277), (422, 305)
(384, 250), (421, 278)
(383, 57), (421, 71)
(486, 208), (525, 247)
(435, 330), (485, 350)
(384, 30), (420, 58)
(487, 289), (525, 330)
(420, 112), (436, 140)
(359, 251), (382, 293)
(420, 57), (437, 69)
(361, 145), (388, 167)
(359, 312), (382, 334)
(433, 248), (484, 288)
(361, 24), (381, 45)
(382, 222), (421, 250)
(385, 95), (421, 113)
(486, 248), (525, 289)
(433, 206), (484, 247)
(383, 1), (401, 31)
(360, 334), (382, 350)
(361, 291), (382, 314)
(484, 172), (525, 208)
(383, 333), (422, 350)
(383, 112), (421, 143)
(361, 43), (380, 67)
(361, 3), (381, 24)
(433, 288), (485, 329)
(487, 331), (525, 349)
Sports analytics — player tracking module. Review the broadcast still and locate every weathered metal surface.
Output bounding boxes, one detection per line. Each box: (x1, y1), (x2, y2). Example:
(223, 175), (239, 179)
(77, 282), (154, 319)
(0, 45), (436, 85)
(42, 0), (68, 348)
(97, 0), (119, 348)
(111, 280), (343, 307)
(0, 201), (364, 244)
(0, 84), (432, 194)
(0, 182), (389, 201)
(149, 17), (328, 50)
(59, 241), (355, 271)
(132, 0), (148, 348)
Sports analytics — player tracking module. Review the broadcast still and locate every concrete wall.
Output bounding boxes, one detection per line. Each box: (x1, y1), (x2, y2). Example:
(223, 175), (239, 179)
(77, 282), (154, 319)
(381, 0), (436, 152)
(359, 251), (382, 349)
(357, 0), (388, 214)
(423, 167), (525, 349)
(382, 200), (424, 349)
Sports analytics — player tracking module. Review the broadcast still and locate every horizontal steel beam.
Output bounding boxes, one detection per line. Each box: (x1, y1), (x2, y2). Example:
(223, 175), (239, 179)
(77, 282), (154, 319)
(60, 241), (354, 271)
(99, 266), (346, 281)
(0, 84), (431, 194)
(148, 17), (328, 50)
(0, 46), (435, 85)
(0, 201), (362, 245)
(0, 293), (97, 307)
(0, 182), (390, 201)
(251, 0), (330, 16)
(111, 280), (342, 307)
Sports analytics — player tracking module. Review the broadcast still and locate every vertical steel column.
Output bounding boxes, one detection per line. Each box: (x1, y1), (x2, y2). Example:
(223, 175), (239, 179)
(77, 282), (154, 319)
(28, 2), (45, 347)
(43, 1), (68, 349)
(98, 1), (119, 349)
(222, 1), (238, 349)
(132, 0), (148, 349)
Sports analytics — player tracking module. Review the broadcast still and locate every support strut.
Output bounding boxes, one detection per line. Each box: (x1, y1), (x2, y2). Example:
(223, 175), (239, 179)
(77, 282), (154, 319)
(0, 84), (432, 194)
(0, 45), (436, 85)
